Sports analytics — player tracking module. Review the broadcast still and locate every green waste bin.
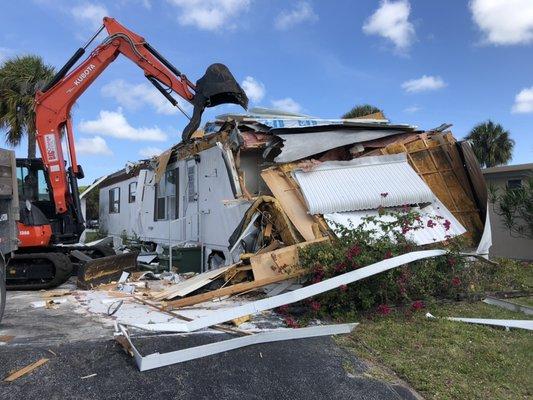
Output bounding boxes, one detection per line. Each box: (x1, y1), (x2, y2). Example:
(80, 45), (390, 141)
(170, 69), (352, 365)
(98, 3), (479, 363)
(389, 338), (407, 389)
(160, 246), (202, 273)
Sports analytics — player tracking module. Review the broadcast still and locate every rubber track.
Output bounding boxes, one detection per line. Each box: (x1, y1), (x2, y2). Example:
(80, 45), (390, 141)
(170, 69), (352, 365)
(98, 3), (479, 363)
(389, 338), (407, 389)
(6, 252), (73, 290)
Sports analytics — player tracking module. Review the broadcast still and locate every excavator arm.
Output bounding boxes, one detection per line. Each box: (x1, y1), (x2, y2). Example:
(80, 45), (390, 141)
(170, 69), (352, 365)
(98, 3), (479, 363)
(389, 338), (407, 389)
(35, 17), (247, 216)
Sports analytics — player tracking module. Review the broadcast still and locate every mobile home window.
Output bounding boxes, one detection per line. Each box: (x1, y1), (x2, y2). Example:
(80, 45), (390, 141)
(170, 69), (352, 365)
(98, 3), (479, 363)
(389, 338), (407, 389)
(154, 169), (179, 220)
(109, 187), (120, 214)
(507, 179), (522, 190)
(128, 182), (137, 203)
(187, 165), (196, 202)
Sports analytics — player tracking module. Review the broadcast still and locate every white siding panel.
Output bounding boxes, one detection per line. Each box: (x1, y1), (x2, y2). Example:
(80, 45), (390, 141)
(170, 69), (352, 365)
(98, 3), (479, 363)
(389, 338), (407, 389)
(294, 154), (435, 214)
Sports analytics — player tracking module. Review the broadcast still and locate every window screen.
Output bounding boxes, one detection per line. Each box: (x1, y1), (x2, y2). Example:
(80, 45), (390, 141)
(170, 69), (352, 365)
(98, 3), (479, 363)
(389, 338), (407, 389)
(128, 182), (137, 203)
(109, 187), (120, 214)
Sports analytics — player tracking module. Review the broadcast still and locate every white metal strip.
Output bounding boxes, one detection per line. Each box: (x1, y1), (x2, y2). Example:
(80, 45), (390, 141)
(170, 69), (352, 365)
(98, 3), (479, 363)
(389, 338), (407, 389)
(119, 323), (358, 371)
(483, 297), (533, 316)
(130, 249), (446, 333)
(447, 317), (533, 331)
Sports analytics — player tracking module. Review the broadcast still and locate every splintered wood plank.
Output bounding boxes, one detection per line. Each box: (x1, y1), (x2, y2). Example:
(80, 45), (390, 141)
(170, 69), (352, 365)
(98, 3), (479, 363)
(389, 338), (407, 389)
(151, 265), (234, 301)
(250, 237), (328, 281)
(261, 168), (315, 241)
(4, 358), (49, 382)
(166, 271), (304, 309)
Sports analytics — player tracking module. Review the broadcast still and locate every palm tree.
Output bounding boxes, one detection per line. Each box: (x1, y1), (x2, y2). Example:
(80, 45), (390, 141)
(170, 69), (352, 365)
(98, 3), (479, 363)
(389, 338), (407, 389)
(465, 120), (514, 168)
(342, 104), (384, 119)
(0, 55), (55, 158)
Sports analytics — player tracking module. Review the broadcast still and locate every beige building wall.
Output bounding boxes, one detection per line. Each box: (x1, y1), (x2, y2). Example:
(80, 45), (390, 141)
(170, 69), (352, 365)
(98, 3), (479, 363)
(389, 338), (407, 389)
(483, 164), (533, 261)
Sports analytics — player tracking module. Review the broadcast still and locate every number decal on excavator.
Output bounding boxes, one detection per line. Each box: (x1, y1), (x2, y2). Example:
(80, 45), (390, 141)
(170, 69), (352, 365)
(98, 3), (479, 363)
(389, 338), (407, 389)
(44, 134), (59, 162)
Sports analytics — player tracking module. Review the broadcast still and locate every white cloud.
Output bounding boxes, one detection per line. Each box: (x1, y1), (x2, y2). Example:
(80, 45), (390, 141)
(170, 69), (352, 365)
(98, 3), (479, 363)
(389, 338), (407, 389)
(362, 0), (415, 52)
(167, 0), (250, 31)
(401, 75), (447, 93)
(512, 87), (533, 113)
(241, 76), (265, 103)
(70, 3), (108, 29)
(79, 108), (168, 141)
(404, 105), (421, 113)
(271, 98), (303, 114)
(75, 136), (113, 156)
(139, 146), (164, 158)
(470, 0), (533, 45)
(101, 79), (191, 116)
(275, 1), (318, 30)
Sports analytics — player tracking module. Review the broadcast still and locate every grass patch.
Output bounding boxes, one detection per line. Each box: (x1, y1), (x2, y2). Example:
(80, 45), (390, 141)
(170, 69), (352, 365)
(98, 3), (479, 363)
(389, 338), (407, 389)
(338, 300), (533, 400)
(509, 297), (533, 307)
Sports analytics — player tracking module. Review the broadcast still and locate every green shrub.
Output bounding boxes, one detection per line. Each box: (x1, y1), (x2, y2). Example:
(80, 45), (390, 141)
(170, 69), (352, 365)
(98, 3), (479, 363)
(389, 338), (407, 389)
(297, 207), (467, 319)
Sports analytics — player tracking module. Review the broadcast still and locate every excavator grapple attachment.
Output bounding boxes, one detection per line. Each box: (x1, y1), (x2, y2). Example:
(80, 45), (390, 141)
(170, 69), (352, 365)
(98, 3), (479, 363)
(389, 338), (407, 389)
(182, 63), (248, 141)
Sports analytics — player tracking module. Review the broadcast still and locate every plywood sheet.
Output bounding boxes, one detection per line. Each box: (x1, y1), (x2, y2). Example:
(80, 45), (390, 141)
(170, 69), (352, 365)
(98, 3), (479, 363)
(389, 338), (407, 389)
(250, 237), (328, 281)
(261, 168), (315, 241)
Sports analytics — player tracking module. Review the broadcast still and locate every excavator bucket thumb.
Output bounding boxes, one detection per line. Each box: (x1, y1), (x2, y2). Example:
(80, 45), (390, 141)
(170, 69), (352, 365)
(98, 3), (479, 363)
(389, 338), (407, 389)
(182, 63), (248, 141)
(77, 252), (138, 289)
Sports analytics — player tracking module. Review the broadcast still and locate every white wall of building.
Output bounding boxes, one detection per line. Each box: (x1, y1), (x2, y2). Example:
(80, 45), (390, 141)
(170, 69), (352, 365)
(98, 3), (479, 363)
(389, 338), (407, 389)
(98, 144), (252, 266)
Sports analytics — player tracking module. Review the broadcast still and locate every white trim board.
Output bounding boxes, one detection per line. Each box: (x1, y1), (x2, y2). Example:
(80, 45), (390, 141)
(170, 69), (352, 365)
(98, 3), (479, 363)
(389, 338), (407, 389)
(130, 249), (446, 333)
(118, 323), (358, 371)
(448, 317), (533, 331)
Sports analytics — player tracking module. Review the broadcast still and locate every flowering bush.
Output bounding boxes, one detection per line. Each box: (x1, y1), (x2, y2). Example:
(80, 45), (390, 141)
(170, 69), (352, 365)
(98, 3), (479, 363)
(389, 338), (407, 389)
(297, 207), (467, 319)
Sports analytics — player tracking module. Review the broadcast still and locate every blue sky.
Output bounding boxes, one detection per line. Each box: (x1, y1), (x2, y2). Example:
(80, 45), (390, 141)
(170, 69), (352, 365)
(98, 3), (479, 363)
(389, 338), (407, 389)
(1, 0), (532, 185)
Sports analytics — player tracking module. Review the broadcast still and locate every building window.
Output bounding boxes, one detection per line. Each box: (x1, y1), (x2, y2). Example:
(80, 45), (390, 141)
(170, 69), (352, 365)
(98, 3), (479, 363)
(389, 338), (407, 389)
(507, 179), (522, 190)
(154, 169), (179, 220)
(109, 187), (120, 214)
(187, 165), (196, 202)
(128, 182), (137, 203)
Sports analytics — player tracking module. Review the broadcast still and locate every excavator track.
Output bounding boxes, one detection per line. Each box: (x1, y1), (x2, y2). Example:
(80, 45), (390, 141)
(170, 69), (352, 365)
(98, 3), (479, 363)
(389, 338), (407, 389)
(6, 252), (73, 290)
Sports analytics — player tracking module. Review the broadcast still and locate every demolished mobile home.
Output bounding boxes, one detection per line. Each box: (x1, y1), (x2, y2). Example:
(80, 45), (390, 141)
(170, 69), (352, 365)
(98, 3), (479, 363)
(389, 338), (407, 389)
(88, 108), (488, 272)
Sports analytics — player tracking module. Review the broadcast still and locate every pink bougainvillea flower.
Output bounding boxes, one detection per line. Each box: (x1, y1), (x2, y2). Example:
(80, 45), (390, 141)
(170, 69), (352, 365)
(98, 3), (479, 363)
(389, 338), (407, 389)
(377, 304), (391, 315)
(347, 244), (362, 260)
(412, 300), (425, 311)
(447, 257), (457, 267)
(384, 250), (392, 259)
(339, 284), (348, 292)
(402, 204), (410, 212)
(451, 276), (461, 286)
(310, 301), (321, 312)
(427, 220), (436, 228)
(443, 219), (451, 231)
(284, 316), (299, 328)
(277, 304), (289, 314)
(334, 262), (347, 273)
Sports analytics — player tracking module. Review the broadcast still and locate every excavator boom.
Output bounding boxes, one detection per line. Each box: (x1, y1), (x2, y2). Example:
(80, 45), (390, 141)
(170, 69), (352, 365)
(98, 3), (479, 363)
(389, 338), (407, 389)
(8, 17), (247, 290)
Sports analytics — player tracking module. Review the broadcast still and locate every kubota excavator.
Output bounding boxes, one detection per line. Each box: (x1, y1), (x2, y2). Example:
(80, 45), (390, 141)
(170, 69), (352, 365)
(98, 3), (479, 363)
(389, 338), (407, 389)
(5, 17), (248, 290)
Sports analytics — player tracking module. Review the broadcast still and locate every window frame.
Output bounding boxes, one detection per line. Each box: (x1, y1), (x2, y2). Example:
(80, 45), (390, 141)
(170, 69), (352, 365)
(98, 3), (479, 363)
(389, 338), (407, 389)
(507, 179), (522, 190)
(108, 187), (121, 214)
(128, 182), (137, 203)
(154, 168), (179, 221)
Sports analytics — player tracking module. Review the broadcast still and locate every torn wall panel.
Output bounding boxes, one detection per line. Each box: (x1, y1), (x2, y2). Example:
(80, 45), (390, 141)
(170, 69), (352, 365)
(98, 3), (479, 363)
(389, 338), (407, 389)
(273, 129), (403, 163)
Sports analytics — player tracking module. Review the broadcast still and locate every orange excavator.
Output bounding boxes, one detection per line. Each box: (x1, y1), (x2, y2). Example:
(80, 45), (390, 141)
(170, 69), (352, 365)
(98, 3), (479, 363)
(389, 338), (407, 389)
(6, 17), (248, 290)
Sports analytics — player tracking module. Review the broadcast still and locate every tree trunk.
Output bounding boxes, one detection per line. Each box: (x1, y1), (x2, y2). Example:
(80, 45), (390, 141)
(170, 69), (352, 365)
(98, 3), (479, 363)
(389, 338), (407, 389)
(27, 131), (36, 159)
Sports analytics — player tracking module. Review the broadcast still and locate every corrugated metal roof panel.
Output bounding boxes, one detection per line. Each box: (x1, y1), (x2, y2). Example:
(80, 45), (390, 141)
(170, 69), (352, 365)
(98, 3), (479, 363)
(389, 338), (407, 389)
(324, 199), (466, 245)
(293, 154), (435, 214)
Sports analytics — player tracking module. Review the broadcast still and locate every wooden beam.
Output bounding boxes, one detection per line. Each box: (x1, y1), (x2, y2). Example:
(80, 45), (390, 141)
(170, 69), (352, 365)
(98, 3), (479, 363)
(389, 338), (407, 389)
(4, 358), (49, 382)
(166, 271), (305, 309)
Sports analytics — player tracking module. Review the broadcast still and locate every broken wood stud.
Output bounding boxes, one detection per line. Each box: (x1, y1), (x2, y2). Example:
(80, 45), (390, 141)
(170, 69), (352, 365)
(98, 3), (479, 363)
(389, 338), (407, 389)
(4, 358), (49, 382)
